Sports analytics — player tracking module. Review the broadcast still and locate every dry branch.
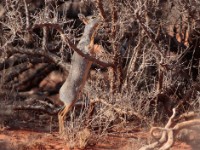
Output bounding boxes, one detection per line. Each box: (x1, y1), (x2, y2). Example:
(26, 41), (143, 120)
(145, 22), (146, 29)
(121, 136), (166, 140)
(140, 108), (200, 150)
(3, 63), (31, 83)
(108, 1), (123, 93)
(14, 105), (60, 115)
(175, 111), (200, 122)
(42, 26), (48, 50)
(136, 12), (163, 59)
(6, 46), (70, 70)
(31, 23), (115, 68)
(23, 0), (30, 29)
(0, 98), (60, 116)
(0, 54), (28, 71)
(16, 64), (56, 91)
(96, 0), (106, 20)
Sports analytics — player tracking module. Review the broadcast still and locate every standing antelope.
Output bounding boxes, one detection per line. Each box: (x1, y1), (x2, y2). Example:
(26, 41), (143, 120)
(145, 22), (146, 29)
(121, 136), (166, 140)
(58, 15), (101, 133)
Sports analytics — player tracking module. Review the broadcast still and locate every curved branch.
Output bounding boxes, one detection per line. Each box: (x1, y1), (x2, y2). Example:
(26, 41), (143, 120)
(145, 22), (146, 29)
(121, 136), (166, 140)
(31, 23), (115, 68)
(96, 0), (107, 20)
(140, 108), (200, 150)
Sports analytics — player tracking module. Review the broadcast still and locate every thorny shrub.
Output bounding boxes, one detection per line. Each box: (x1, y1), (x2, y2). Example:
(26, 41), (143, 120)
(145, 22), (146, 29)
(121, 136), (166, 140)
(0, 0), (200, 148)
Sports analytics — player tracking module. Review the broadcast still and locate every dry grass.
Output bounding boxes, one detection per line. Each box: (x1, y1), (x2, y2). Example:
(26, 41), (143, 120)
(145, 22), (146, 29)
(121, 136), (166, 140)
(0, 0), (200, 149)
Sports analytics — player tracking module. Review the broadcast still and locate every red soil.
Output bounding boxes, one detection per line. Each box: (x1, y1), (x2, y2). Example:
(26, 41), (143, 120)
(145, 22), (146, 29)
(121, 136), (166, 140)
(0, 128), (196, 150)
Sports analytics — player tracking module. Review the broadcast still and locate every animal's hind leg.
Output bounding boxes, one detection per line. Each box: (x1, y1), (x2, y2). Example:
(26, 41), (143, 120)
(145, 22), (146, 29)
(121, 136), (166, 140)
(58, 104), (72, 133)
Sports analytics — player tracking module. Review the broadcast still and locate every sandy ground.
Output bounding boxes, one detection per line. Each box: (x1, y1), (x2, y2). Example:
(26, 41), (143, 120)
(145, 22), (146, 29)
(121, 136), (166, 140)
(0, 128), (198, 150)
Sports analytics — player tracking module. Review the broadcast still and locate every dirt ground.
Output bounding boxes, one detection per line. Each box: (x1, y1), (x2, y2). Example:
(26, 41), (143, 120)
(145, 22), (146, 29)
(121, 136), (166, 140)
(0, 127), (198, 150)
(0, 94), (199, 150)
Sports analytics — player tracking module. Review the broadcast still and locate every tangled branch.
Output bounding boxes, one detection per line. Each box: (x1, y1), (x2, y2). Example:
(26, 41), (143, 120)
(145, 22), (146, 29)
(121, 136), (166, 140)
(139, 108), (200, 150)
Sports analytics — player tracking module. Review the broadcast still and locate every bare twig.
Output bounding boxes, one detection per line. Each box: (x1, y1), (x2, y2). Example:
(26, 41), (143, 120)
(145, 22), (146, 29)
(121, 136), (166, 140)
(31, 23), (115, 68)
(136, 13), (163, 59)
(42, 26), (48, 50)
(23, 0), (30, 29)
(42, 0), (49, 51)
(96, 0), (106, 20)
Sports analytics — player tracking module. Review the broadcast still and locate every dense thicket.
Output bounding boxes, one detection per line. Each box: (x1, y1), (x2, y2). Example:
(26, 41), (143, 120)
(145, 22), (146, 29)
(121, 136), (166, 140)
(0, 1), (200, 148)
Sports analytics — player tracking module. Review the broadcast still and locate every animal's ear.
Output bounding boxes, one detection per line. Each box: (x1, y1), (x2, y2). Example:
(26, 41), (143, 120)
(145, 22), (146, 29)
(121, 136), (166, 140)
(78, 13), (89, 24)
(78, 14), (98, 25)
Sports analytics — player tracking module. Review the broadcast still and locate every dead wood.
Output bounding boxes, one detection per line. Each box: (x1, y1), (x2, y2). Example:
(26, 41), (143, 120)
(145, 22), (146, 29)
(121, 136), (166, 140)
(0, 54), (28, 71)
(96, 0), (106, 20)
(139, 108), (200, 150)
(6, 46), (70, 70)
(109, 1), (123, 94)
(175, 111), (200, 122)
(15, 64), (56, 91)
(0, 98), (60, 116)
(3, 63), (31, 83)
(13, 104), (60, 115)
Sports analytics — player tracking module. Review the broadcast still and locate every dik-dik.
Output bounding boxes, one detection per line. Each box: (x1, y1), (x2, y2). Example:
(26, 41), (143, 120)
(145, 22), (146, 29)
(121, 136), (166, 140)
(58, 15), (101, 133)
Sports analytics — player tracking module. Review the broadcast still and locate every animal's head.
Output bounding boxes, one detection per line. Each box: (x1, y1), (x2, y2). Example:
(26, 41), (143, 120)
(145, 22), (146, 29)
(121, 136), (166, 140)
(78, 14), (100, 25)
